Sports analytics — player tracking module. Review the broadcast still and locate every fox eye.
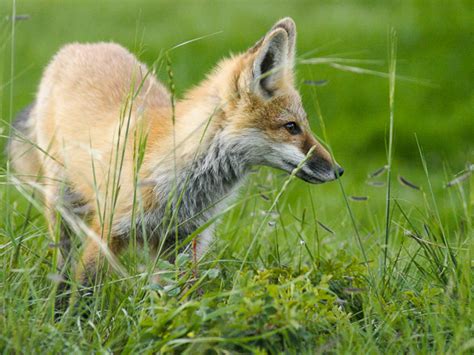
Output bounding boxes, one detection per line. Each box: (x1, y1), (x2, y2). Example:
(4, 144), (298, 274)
(284, 121), (301, 135)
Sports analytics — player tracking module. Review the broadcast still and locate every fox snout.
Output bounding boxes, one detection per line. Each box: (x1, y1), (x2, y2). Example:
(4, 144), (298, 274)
(296, 141), (344, 184)
(262, 139), (343, 184)
(299, 155), (344, 184)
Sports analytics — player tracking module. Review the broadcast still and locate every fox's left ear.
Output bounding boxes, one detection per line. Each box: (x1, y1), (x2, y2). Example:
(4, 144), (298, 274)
(246, 17), (297, 98)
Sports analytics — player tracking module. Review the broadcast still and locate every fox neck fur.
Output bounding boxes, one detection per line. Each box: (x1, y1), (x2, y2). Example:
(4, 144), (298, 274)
(137, 132), (250, 250)
(119, 65), (258, 249)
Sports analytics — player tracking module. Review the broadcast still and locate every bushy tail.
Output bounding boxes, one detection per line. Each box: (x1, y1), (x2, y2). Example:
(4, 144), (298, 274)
(7, 103), (41, 180)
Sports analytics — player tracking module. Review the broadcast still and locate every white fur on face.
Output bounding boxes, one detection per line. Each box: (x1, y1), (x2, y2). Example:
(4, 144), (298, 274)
(265, 142), (305, 171)
(229, 132), (304, 172)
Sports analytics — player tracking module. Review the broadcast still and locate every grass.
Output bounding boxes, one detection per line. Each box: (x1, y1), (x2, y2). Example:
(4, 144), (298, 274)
(1, 0), (473, 353)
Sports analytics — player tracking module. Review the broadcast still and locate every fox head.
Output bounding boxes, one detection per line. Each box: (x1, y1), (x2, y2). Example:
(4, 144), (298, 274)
(216, 17), (343, 183)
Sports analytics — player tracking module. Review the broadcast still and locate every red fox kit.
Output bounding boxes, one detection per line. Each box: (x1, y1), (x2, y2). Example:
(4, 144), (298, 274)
(8, 18), (343, 284)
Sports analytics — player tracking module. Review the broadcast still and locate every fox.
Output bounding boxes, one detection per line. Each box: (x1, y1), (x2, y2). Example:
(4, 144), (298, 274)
(8, 17), (343, 285)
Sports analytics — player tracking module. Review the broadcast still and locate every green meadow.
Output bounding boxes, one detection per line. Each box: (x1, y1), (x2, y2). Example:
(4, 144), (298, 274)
(0, 0), (472, 353)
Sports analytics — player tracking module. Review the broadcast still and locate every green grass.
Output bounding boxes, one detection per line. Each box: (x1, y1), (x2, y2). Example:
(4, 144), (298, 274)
(1, 0), (473, 353)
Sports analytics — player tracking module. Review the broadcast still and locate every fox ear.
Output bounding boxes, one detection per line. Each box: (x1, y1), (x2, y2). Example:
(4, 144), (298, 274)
(269, 17), (296, 65)
(248, 18), (297, 98)
(250, 29), (289, 98)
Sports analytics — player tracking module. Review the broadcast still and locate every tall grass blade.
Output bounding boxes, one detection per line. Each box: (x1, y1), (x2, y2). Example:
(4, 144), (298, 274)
(382, 28), (397, 287)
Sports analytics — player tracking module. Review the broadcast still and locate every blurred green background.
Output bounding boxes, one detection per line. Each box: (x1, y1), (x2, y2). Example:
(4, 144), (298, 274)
(1, 0), (472, 190)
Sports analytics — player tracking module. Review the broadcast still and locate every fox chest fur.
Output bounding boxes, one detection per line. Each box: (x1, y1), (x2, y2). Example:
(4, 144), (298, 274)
(117, 132), (249, 252)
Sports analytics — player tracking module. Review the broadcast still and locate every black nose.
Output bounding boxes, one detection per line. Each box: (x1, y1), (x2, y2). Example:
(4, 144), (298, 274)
(335, 165), (344, 178)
